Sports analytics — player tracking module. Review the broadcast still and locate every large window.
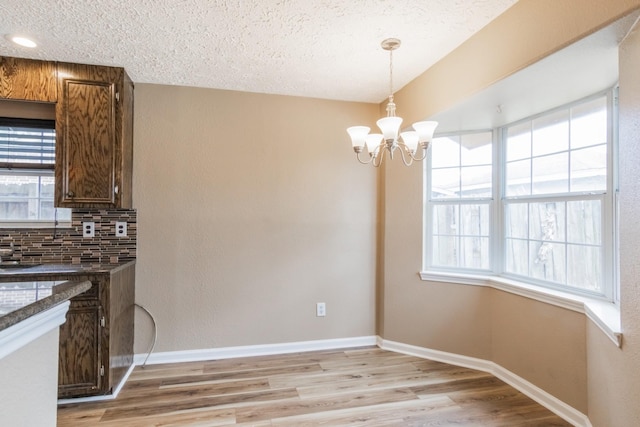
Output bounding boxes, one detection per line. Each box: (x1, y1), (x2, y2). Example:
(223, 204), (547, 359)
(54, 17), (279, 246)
(0, 118), (71, 225)
(425, 91), (616, 300)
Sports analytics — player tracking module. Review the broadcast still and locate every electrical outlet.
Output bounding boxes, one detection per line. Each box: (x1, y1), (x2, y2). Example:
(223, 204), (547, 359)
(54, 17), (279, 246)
(316, 302), (326, 317)
(83, 221), (95, 238)
(115, 221), (127, 237)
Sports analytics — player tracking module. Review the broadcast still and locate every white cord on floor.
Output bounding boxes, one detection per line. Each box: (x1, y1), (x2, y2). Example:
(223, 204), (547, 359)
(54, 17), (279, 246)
(134, 303), (157, 368)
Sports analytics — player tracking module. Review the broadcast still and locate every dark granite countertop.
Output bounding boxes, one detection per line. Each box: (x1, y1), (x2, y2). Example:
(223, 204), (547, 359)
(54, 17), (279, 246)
(0, 260), (135, 281)
(0, 280), (92, 332)
(0, 260), (134, 332)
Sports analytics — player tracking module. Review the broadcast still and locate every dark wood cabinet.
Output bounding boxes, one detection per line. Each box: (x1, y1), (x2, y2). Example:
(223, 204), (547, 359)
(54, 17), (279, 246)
(57, 262), (135, 399)
(0, 57), (57, 102)
(58, 300), (103, 397)
(55, 62), (133, 208)
(0, 56), (134, 208)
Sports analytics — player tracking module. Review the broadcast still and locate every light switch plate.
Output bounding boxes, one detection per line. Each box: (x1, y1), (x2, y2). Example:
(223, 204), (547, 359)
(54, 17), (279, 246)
(115, 221), (127, 237)
(83, 222), (95, 238)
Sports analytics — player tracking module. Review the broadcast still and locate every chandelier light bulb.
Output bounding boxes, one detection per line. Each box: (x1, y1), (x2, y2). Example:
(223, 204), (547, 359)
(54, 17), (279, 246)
(377, 116), (403, 141)
(412, 121), (439, 143)
(400, 131), (419, 153)
(365, 133), (383, 155)
(346, 126), (370, 150)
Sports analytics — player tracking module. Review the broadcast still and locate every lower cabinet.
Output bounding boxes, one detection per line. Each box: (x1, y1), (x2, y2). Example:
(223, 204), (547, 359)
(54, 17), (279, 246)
(57, 262), (135, 399)
(58, 301), (103, 397)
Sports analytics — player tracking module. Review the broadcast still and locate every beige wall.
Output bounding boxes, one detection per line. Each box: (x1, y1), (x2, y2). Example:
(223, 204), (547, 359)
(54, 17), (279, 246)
(381, 0), (640, 423)
(133, 85), (379, 352)
(491, 293), (587, 411)
(587, 19), (640, 426)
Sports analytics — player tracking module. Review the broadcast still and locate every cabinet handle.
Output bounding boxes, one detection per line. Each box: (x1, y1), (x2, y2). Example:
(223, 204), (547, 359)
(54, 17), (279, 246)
(67, 191), (75, 198)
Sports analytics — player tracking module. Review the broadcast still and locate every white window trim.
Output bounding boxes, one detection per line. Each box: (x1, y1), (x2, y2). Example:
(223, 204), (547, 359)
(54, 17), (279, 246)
(419, 270), (621, 347)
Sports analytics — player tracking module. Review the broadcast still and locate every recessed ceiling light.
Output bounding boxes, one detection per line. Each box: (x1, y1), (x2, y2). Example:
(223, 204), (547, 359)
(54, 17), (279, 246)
(5, 34), (37, 48)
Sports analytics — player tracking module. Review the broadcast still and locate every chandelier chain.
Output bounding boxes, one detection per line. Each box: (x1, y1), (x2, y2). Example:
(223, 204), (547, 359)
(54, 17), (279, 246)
(389, 48), (394, 98)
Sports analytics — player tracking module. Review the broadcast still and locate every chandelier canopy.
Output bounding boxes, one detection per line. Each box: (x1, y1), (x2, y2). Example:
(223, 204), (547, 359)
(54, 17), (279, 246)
(347, 38), (438, 167)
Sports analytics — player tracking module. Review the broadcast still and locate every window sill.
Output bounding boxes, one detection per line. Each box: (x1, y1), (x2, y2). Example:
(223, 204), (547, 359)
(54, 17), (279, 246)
(419, 271), (622, 347)
(0, 221), (72, 229)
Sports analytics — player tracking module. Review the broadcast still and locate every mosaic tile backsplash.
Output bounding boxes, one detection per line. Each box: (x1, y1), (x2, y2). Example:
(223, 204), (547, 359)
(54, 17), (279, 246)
(0, 209), (136, 265)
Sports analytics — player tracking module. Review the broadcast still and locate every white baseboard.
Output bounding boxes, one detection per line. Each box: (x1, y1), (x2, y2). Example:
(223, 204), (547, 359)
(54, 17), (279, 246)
(58, 362), (136, 405)
(133, 335), (378, 366)
(379, 338), (592, 427)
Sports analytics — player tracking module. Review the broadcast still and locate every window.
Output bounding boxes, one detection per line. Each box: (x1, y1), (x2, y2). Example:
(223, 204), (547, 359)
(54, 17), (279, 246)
(425, 91), (616, 300)
(428, 132), (493, 270)
(0, 118), (71, 226)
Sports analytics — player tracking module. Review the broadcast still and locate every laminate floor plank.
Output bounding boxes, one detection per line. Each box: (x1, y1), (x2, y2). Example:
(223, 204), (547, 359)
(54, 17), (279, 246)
(162, 363), (324, 388)
(234, 387), (419, 424)
(57, 347), (573, 427)
(318, 355), (418, 372)
(100, 387), (300, 422)
(106, 379), (274, 409)
(270, 360), (420, 389)
(67, 407), (237, 427)
(294, 367), (482, 399)
(411, 375), (508, 396)
(127, 362), (206, 381)
(56, 407), (105, 426)
(202, 348), (358, 372)
(267, 395), (458, 427)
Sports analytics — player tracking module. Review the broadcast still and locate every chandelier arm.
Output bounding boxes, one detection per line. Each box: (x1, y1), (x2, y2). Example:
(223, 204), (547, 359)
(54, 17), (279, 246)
(397, 146), (415, 166)
(396, 141), (429, 163)
(355, 150), (374, 165)
(372, 146), (386, 167)
(412, 148), (428, 162)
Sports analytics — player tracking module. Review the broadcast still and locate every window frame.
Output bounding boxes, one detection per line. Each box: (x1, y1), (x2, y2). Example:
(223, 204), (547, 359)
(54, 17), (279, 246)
(424, 129), (496, 275)
(423, 89), (618, 303)
(0, 117), (71, 228)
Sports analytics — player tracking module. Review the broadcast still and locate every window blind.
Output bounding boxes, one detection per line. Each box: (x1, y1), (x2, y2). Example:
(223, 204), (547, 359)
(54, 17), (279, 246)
(0, 118), (55, 167)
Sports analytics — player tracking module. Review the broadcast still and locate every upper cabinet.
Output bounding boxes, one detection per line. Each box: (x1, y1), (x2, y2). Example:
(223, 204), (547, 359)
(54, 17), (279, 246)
(0, 57), (57, 102)
(55, 62), (134, 208)
(0, 57), (134, 208)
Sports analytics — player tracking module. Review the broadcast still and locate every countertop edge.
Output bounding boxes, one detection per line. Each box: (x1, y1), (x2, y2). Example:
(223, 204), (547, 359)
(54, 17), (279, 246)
(0, 280), (92, 332)
(0, 260), (136, 280)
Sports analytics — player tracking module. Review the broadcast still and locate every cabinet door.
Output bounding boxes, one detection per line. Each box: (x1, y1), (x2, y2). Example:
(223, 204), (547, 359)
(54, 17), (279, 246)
(55, 63), (122, 207)
(0, 57), (57, 102)
(58, 304), (103, 398)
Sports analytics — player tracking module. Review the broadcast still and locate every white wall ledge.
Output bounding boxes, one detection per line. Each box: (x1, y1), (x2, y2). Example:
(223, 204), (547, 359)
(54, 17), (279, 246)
(420, 271), (622, 347)
(0, 301), (70, 360)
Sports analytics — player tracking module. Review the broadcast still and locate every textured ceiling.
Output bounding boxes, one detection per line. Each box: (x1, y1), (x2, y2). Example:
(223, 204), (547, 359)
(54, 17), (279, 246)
(0, 0), (518, 103)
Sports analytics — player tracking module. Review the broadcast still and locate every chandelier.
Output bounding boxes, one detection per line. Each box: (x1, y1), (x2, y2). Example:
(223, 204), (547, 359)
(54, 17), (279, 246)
(347, 38), (438, 167)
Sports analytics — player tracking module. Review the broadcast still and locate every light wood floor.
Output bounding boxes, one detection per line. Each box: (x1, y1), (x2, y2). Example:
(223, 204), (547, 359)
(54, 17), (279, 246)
(57, 347), (573, 426)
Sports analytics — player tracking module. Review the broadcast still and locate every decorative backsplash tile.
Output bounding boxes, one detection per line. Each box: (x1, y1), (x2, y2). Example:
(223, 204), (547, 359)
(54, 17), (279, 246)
(0, 209), (136, 265)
